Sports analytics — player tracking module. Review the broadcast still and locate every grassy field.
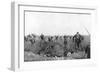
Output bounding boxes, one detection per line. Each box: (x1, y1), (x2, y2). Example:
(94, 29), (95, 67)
(24, 35), (90, 62)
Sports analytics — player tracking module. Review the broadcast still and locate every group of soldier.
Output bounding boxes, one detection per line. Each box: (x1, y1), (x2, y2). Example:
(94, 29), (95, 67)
(25, 32), (90, 58)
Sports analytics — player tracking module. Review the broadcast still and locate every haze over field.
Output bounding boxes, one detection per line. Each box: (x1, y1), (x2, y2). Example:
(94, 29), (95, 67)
(25, 12), (91, 36)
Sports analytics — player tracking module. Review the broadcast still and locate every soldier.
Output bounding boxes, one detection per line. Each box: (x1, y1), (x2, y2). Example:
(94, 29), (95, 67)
(54, 36), (58, 43)
(73, 32), (84, 50)
(40, 34), (44, 40)
(38, 34), (46, 55)
(63, 35), (67, 46)
(85, 45), (90, 58)
(63, 35), (68, 57)
(55, 36), (58, 40)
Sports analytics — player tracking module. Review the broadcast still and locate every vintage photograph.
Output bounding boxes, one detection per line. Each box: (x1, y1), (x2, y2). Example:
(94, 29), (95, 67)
(24, 10), (91, 62)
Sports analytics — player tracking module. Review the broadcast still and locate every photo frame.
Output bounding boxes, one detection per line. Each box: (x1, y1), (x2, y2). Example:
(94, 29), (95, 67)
(11, 2), (97, 71)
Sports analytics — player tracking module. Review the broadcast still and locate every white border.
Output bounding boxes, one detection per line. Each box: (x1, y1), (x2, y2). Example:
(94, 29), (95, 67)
(11, 2), (97, 71)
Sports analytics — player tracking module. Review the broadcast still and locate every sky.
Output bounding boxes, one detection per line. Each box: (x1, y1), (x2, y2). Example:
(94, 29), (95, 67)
(25, 11), (91, 36)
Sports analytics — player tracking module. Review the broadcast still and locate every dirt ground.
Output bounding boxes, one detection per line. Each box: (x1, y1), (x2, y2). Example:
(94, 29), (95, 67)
(24, 51), (87, 62)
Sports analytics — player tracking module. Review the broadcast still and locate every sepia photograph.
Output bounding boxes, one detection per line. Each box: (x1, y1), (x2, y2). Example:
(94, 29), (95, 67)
(24, 10), (91, 62)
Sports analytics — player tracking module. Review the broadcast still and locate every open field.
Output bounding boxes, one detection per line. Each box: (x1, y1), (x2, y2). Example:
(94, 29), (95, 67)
(24, 35), (90, 62)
